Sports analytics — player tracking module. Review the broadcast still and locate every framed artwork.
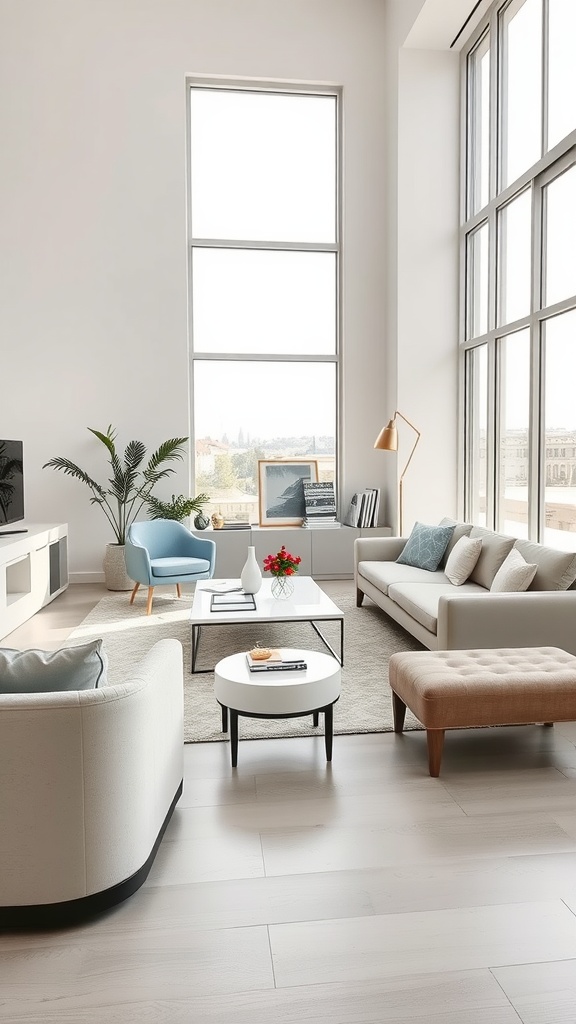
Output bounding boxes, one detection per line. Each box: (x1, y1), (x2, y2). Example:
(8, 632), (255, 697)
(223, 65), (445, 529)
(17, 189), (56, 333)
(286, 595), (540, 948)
(258, 459), (319, 527)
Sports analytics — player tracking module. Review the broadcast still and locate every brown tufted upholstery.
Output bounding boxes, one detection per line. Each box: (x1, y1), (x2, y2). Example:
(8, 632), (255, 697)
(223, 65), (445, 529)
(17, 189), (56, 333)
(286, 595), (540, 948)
(388, 647), (576, 777)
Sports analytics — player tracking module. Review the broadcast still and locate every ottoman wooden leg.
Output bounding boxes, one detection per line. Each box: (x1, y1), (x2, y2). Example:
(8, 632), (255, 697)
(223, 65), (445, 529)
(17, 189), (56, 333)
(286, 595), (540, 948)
(543, 722), (554, 727)
(392, 691), (407, 734)
(426, 729), (445, 778)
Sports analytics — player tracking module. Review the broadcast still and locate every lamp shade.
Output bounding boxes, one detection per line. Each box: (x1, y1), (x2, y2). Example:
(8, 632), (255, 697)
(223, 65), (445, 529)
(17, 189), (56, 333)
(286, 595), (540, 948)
(374, 419), (398, 451)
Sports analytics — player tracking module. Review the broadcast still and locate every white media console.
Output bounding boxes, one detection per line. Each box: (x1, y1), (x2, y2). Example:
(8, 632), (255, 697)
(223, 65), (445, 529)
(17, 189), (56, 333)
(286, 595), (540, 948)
(0, 524), (69, 641)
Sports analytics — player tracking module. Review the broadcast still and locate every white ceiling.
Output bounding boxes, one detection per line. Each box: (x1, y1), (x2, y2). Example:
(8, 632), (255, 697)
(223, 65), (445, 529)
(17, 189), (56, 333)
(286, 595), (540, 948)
(404, 0), (492, 50)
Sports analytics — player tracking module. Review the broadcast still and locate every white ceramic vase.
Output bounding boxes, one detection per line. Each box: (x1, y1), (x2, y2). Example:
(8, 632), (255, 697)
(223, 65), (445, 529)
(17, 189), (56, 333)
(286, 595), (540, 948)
(240, 545), (262, 594)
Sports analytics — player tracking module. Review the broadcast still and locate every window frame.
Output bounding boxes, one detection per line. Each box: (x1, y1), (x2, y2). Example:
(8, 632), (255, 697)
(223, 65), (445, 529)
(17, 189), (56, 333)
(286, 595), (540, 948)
(185, 77), (342, 514)
(460, 0), (576, 540)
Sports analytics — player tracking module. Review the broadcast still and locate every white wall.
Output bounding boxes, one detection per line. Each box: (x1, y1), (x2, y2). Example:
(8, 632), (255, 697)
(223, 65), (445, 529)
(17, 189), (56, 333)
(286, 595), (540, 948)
(396, 47), (461, 532)
(0, 0), (461, 576)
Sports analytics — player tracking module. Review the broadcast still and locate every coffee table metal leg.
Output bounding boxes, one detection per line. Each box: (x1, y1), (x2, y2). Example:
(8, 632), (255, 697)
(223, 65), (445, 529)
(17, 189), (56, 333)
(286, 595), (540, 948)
(324, 703), (334, 761)
(230, 709), (239, 768)
(310, 618), (344, 666)
(191, 624), (202, 673)
(221, 704), (228, 733)
(313, 710), (319, 727)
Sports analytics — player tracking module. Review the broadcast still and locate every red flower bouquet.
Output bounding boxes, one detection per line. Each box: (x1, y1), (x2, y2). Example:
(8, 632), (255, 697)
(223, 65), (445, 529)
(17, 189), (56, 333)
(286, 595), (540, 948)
(262, 545), (302, 577)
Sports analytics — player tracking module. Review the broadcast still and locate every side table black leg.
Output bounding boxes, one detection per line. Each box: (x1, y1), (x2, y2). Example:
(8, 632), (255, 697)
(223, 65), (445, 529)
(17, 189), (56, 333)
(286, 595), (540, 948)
(230, 709), (239, 768)
(221, 704), (228, 733)
(324, 703), (334, 761)
(312, 710), (319, 727)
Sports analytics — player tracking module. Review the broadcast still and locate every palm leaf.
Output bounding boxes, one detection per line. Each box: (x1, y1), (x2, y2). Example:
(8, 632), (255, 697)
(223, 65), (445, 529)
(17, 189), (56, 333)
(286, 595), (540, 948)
(42, 457), (107, 498)
(124, 440), (147, 472)
(88, 425), (117, 458)
(145, 438), (188, 476)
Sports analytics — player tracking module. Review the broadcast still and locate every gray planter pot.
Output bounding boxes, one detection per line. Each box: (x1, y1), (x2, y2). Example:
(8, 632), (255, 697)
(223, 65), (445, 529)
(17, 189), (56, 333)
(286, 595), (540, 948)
(103, 543), (133, 591)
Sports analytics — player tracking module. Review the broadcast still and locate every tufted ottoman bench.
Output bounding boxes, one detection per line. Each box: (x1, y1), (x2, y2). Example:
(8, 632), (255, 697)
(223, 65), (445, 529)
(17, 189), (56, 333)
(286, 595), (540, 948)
(388, 647), (576, 777)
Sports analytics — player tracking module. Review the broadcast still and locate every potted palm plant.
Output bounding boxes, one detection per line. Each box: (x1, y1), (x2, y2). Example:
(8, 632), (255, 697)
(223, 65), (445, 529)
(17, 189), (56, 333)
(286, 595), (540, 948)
(44, 426), (190, 590)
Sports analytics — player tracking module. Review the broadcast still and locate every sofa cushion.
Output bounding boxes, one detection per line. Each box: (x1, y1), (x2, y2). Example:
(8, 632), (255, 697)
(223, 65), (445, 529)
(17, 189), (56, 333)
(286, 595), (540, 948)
(513, 538), (576, 591)
(358, 560), (448, 596)
(388, 581), (488, 635)
(0, 639), (107, 694)
(396, 522), (455, 572)
(438, 518), (474, 565)
(468, 527), (516, 589)
(445, 535), (483, 586)
(491, 548), (538, 593)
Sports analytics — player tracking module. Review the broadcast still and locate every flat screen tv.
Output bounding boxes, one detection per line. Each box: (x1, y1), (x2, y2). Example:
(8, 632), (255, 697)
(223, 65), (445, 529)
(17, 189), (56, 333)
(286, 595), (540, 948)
(0, 440), (25, 528)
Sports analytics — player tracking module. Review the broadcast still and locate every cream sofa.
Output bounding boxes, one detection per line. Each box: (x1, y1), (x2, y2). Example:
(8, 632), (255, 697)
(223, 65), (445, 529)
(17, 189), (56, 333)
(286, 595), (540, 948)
(0, 638), (183, 927)
(354, 524), (576, 655)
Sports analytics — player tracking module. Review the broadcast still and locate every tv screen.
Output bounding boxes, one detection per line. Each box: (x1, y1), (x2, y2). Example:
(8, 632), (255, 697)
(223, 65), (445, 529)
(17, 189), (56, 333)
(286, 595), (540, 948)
(0, 440), (24, 526)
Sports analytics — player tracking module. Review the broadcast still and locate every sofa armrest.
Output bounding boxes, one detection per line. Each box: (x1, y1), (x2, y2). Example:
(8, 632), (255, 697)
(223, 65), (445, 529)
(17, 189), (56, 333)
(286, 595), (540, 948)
(437, 590), (576, 655)
(354, 536), (408, 567)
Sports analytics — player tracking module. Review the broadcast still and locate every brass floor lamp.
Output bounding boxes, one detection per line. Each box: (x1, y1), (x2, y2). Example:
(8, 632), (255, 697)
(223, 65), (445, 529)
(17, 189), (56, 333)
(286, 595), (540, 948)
(374, 410), (421, 536)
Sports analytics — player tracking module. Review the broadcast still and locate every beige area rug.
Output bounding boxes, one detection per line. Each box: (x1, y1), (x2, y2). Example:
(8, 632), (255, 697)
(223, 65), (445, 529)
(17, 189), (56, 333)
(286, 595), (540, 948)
(67, 581), (424, 743)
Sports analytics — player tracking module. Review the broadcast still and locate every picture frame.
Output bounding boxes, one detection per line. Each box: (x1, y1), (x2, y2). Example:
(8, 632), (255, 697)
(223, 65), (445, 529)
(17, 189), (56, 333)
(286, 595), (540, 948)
(257, 459), (319, 527)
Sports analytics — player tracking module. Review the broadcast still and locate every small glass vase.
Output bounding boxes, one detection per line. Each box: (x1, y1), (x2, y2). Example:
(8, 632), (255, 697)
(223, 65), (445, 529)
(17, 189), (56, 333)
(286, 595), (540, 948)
(271, 575), (294, 600)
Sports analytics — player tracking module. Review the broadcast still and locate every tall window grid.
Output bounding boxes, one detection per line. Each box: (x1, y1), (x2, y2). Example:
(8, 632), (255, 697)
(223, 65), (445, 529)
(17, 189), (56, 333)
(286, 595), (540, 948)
(187, 83), (340, 524)
(461, 0), (576, 549)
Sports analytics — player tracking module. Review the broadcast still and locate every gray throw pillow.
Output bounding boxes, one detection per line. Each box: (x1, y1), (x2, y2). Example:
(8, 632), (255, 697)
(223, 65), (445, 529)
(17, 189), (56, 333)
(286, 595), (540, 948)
(438, 518), (474, 565)
(396, 522), (455, 572)
(468, 527), (516, 589)
(0, 639), (107, 694)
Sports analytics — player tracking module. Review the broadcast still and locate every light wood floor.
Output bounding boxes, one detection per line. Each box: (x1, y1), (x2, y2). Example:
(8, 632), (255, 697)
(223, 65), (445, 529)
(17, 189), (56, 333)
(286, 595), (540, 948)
(3, 585), (576, 1022)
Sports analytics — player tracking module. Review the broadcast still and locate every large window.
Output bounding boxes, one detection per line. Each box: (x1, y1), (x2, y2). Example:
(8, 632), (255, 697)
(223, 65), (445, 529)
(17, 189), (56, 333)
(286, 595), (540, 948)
(462, 0), (576, 547)
(188, 85), (339, 522)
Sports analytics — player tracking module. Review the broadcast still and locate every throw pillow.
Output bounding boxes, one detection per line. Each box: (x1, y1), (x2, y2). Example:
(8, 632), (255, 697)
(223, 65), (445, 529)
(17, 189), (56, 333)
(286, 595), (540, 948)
(396, 522), (455, 572)
(444, 535), (483, 586)
(468, 527), (516, 589)
(0, 639), (107, 695)
(438, 517), (474, 565)
(490, 548), (538, 593)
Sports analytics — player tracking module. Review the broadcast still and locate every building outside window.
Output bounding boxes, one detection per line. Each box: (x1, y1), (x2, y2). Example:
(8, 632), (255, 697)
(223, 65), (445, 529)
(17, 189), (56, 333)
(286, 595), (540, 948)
(187, 84), (340, 523)
(462, 0), (576, 548)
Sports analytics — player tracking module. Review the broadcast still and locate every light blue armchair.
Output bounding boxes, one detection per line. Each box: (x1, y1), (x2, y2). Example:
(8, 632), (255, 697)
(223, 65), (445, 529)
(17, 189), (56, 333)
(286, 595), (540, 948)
(125, 520), (216, 614)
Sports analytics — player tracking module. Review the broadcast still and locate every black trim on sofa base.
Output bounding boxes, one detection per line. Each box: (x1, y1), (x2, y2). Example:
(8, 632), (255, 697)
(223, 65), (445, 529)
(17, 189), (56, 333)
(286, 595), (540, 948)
(0, 780), (183, 930)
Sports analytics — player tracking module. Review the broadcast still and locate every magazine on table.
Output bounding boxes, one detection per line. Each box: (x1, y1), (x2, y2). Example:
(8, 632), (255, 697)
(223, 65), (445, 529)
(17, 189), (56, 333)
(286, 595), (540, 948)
(246, 650), (307, 673)
(210, 592), (256, 612)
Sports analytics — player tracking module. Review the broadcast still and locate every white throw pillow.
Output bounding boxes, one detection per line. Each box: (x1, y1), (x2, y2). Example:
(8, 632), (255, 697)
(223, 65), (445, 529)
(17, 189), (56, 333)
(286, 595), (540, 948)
(445, 535), (483, 586)
(490, 547), (538, 593)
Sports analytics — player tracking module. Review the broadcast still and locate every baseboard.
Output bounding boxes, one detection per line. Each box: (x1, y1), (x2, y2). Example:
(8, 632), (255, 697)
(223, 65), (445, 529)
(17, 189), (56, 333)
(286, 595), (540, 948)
(69, 571), (105, 584)
(0, 780), (183, 930)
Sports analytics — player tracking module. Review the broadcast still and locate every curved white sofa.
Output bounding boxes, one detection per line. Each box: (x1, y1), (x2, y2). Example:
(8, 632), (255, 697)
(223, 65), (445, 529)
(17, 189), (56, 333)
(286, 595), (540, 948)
(354, 527), (576, 655)
(0, 638), (183, 928)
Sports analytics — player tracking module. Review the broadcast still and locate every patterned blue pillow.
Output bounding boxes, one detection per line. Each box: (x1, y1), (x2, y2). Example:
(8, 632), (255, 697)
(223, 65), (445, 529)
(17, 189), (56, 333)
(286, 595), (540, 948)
(396, 522), (455, 572)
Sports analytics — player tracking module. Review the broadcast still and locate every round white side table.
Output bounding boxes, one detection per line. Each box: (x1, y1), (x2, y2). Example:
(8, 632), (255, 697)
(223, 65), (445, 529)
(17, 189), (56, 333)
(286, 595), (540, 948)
(214, 648), (341, 767)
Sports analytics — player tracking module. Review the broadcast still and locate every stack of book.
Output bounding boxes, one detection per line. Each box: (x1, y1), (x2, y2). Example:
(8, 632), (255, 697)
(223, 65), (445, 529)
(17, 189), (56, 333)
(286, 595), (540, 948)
(302, 481), (339, 529)
(220, 521), (251, 530)
(343, 488), (380, 528)
(245, 649), (307, 673)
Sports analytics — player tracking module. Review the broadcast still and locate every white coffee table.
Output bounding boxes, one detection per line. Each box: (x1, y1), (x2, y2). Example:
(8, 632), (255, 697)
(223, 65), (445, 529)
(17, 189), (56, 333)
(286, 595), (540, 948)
(190, 576), (344, 673)
(214, 648), (341, 767)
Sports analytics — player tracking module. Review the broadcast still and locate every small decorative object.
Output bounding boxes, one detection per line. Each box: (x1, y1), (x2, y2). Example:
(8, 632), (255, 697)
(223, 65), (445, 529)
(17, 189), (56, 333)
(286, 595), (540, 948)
(194, 512), (210, 530)
(263, 545), (301, 600)
(240, 545), (263, 594)
(271, 575), (294, 599)
(249, 644), (271, 661)
(211, 512), (224, 529)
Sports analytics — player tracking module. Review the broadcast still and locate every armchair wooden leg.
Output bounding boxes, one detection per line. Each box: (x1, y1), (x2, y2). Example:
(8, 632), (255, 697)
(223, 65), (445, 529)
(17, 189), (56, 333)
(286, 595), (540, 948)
(129, 582), (140, 605)
(176, 584), (182, 598)
(146, 587), (154, 615)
